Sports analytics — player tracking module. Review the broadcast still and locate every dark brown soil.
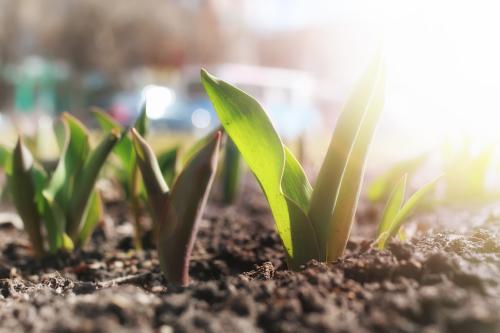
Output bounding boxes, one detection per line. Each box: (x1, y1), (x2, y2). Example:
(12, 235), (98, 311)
(1, 179), (500, 333)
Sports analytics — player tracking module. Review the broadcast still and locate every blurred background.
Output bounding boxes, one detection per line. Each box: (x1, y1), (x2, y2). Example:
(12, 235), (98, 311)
(1, 0), (500, 190)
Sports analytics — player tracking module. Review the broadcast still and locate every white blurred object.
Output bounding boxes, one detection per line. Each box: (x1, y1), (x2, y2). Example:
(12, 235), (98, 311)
(191, 108), (211, 129)
(143, 85), (175, 120)
(0, 212), (23, 230)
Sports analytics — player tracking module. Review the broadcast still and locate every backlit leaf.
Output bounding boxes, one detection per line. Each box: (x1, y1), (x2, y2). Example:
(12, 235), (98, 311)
(309, 52), (385, 261)
(376, 174), (407, 237)
(0, 145), (12, 173)
(67, 129), (120, 238)
(77, 190), (103, 246)
(377, 176), (440, 249)
(135, 104), (148, 136)
(92, 107), (134, 173)
(43, 113), (90, 213)
(201, 69), (318, 268)
(367, 153), (428, 202)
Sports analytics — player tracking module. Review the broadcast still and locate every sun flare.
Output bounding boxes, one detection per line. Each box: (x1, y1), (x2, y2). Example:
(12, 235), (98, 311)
(378, 0), (500, 152)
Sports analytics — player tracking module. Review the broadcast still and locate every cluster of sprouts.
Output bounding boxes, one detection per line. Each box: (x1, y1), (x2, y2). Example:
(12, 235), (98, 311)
(5, 55), (450, 286)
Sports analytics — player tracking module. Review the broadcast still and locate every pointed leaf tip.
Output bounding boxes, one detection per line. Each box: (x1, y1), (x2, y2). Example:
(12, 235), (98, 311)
(130, 128), (145, 160)
(213, 130), (222, 143)
(135, 105), (149, 136)
(130, 127), (169, 228)
(14, 136), (33, 172)
(158, 128), (220, 285)
(202, 70), (320, 268)
(200, 69), (222, 87)
(376, 174), (407, 238)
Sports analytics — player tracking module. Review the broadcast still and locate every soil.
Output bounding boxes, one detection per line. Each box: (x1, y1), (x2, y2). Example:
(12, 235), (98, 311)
(1, 178), (500, 333)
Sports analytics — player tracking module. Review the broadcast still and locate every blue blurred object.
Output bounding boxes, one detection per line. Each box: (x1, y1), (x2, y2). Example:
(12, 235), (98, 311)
(106, 64), (320, 139)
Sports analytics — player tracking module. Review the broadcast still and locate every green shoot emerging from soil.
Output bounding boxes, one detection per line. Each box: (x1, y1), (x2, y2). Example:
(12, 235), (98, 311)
(131, 128), (220, 286)
(375, 174), (440, 249)
(201, 53), (385, 269)
(93, 107), (178, 249)
(6, 113), (120, 257)
(367, 153), (428, 203)
(442, 139), (495, 202)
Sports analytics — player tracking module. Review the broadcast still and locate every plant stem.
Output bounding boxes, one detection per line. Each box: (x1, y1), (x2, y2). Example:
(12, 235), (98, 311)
(130, 164), (143, 250)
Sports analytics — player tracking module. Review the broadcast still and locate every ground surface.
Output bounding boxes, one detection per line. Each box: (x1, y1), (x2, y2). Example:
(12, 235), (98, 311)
(0, 180), (500, 333)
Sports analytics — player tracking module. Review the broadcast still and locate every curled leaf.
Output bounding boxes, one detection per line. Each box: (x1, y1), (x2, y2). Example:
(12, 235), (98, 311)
(10, 138), (45, 257)
(77, 190), (104, 246)
(131, 128), (169, 229)
(376, 174), (407, 237)
(158, 131), (221, 285)
(68, 129), (121, 238)
(376, 176), (440, 249)
(157, 146), (178, 187)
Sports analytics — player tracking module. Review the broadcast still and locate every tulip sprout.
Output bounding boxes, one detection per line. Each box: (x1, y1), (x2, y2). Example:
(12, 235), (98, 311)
(131, 128), (220, 285)
(93, 108), (178, 249)
(375, 174), (440, 249)
(6, 113), (119, 256)
(201, 53), (385, 269)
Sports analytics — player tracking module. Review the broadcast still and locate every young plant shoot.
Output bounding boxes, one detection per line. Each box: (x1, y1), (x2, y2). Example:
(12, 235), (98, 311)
(375, 174), (440, 249)
(201, 53), (385, 269)
(367, 152), (428, 203)
(7, 113), (120, 257)
(442, 139), (495, 202)
(131, 128), (220, 286)
(93, 107), (178, 249)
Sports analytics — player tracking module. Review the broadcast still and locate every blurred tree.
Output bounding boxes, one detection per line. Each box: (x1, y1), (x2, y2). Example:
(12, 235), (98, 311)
(0, 0), (226, 83)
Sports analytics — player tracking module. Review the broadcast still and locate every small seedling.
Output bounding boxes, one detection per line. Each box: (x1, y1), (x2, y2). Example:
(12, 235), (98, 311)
(375, 174), (440, 249)
(5, 113), (120, 257)
(201, 53), (385, 269)
(131, 128), (220, 285)
(367, 152), (428, 203)
(93, 108), (178, 249)
(442, 139), (495, 202)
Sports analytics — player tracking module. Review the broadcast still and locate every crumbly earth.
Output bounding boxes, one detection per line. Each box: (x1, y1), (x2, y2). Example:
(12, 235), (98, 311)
(1, 181), (499, 333)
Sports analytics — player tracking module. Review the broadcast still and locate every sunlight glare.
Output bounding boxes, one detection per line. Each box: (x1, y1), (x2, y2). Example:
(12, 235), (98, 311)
(379, 0), (500, 151)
